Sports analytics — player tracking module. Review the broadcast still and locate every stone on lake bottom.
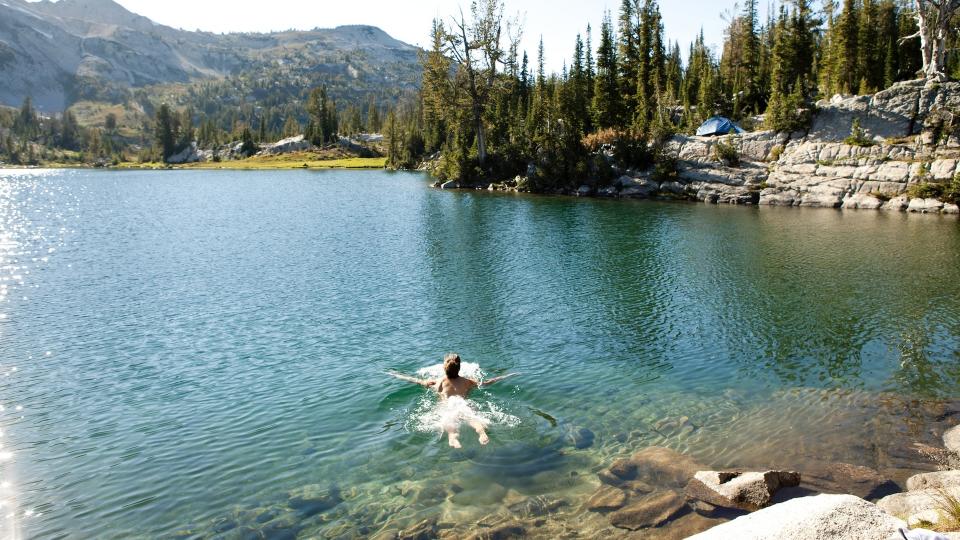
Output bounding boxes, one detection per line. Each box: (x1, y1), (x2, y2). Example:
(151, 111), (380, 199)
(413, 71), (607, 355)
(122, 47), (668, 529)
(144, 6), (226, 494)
(601, 446), (705, 490)
(685, 470), (800, 512)
(585, 485), (628, 512)
(686, 494), (906, 540)
(802, 462), (900, 501)
(506, 495), (566, 518)
(608, 489), (688, 530)
(286, 484), (341, 516)
(397, 518), (438, 540)
(466, 522), (526, 540)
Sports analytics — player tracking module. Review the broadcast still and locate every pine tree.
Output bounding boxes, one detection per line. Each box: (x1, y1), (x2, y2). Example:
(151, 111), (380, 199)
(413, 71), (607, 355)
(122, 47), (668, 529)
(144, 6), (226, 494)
(155, 104), (176, 161)
(857, 0), (881, 93)
(592, 13), (621, 129)
(618, 0), (639, 119)
(838, 0), (860, 93)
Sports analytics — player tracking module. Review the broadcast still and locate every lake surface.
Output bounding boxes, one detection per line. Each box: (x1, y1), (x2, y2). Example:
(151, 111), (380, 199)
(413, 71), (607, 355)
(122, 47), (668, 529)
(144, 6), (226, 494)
(1, 169), (959, 539)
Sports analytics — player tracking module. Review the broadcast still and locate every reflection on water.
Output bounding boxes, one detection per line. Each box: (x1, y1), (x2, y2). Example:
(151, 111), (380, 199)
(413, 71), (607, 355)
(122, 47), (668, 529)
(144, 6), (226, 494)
(0, 169), (958, 538)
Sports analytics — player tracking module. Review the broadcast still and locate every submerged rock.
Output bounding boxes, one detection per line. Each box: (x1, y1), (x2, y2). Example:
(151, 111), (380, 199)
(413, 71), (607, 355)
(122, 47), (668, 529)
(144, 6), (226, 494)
(687, 494), (906, 540)
(563, 426), (595, 449)
(608, 489), (688, 530)
(397, 517), (438, 540)
(286, 484), (341, 516)
(585, 485), (628, 512)
(802, 462), (900, 501)
(466, 522), (526, 540)
(685, 470), (801, 512)
(601, 446), (705, 490)
(506, 495), (566, 518)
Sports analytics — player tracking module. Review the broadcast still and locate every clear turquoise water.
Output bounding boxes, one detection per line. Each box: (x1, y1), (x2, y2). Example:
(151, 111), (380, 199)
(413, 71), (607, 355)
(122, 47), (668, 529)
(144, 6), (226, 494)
(1, 169), (959, 538)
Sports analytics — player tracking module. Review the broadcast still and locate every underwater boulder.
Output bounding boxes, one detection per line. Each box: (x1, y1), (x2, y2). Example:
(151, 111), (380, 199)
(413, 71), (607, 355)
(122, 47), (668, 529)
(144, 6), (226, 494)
(287, 484), (342, 517)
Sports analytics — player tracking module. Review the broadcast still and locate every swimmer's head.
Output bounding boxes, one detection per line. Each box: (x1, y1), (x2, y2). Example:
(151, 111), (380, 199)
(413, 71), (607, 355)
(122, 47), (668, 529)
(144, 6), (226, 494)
(444, 353), (461, 379)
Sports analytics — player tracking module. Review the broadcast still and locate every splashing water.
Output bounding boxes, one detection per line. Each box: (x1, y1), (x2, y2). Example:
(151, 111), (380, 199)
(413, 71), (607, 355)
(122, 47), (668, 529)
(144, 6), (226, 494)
(407, 363), (521, 435)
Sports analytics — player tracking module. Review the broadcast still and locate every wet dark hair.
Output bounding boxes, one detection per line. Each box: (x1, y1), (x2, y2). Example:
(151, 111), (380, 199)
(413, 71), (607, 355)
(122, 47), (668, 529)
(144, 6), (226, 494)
(444, 353), (461, 379)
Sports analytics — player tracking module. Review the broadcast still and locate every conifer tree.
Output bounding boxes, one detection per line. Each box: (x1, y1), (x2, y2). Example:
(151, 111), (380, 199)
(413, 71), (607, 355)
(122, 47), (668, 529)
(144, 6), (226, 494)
(592, 13), (621, 129)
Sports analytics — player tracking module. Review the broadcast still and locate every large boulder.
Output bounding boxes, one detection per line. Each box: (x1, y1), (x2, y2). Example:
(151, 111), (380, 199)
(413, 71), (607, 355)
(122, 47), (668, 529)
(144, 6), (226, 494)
(685, 470), (801, 512)
(167, 141), (203, 164)
(877, 487), (960, 524)
(842, 193), (885, 210)
(608, 490), (689, 530)
(259, 135), (311, 155)
(906, 471), (960, 492)
(687, 494), (907, 540)
(618, 176), (659, 198)
(907, 198), (945, 214)
(945, 425), (960, 454)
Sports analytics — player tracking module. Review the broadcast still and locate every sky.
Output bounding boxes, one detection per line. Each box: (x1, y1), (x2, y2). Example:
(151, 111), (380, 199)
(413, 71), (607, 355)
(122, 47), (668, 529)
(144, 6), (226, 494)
(54, 0), (776, 72)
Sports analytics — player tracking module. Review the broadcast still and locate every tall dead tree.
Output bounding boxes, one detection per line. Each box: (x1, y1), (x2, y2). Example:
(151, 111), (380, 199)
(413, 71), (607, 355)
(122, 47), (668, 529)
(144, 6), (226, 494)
(447, 0), (520, 168)
(905, 0), (960, 80)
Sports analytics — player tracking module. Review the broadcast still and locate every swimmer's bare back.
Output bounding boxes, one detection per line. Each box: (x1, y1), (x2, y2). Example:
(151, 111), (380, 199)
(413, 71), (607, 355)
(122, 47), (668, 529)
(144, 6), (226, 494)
(387, 371), (520, 398)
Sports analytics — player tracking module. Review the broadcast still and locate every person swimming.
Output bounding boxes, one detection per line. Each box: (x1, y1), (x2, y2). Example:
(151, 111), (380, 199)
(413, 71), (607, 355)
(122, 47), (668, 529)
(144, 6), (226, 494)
(389, 353), (519, 448)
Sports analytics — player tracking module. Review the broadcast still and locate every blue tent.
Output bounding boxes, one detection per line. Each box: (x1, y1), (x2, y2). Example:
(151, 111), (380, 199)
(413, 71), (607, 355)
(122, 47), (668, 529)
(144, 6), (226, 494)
(696, 116), (745, 137)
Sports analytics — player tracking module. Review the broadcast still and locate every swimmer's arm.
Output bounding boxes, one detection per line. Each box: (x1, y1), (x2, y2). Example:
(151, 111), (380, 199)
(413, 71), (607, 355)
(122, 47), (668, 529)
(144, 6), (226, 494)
(478, 373), (520, 387)
(387, 371), (436, 388)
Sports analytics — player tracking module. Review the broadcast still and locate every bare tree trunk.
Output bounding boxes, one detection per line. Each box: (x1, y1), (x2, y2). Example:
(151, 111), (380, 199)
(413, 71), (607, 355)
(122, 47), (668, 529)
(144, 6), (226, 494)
(456, 13), (487, 167)
(913, 0), (959, 80)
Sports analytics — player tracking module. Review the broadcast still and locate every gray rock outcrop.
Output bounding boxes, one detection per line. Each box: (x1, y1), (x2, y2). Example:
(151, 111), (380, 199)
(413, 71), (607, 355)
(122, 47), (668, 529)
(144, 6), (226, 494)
(259, 135), (312, 155)
(687, 494), (907, 540)
(166, 142), (203, 164)
(612, 80), (960, 215)
(685, 470), (801, 512)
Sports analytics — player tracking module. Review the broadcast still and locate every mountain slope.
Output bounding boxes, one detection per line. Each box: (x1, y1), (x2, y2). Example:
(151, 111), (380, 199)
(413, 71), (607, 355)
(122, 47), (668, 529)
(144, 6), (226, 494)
(0, 0), (421, 111)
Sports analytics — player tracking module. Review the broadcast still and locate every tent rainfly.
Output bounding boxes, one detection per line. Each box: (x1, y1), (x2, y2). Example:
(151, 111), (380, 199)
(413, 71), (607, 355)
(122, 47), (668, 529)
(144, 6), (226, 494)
(696, 116), (745, 137)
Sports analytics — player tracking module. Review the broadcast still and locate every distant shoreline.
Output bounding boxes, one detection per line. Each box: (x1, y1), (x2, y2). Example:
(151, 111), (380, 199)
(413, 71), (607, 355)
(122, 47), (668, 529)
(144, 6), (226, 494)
(0, 156), (388, 172)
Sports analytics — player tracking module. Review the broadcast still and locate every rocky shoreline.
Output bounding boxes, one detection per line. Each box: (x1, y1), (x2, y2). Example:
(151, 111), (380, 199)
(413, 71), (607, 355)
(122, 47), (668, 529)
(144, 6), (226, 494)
(574, 422), (960, 539)
(169, 390), (960, 539)
(435, 79), (960, 217)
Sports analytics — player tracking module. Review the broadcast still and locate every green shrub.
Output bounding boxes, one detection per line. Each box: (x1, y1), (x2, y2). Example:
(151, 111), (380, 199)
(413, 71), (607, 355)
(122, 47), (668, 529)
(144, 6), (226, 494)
(768, 145), (784, 162)
(907, 182), (946, 200)
(652, 150), (678, 182)
(713, 136), (740, 167)
(933, 489), (960, 532)
(946, 174), (960, 204)
(844, 118), (876, 147)
(764, 83), (813, 133)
